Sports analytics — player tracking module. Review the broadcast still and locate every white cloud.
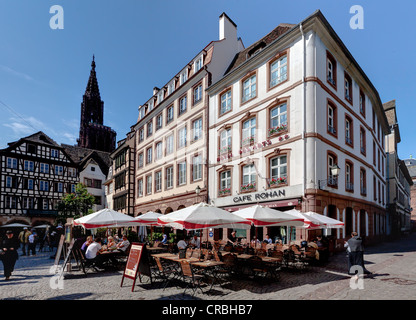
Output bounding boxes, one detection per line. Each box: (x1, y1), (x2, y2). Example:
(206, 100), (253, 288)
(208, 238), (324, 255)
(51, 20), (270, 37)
(3, 116), (43, 136)
(0, 65), (33, 81)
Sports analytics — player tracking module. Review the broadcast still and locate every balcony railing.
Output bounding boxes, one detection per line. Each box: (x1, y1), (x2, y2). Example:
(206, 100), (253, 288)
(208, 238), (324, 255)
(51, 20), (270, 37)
(328, 125), (336, 135)
(346, 182), (354, 191)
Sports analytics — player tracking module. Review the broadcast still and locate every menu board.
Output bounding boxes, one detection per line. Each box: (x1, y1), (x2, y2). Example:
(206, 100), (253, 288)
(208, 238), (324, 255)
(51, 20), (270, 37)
(121, 243), (151, 292)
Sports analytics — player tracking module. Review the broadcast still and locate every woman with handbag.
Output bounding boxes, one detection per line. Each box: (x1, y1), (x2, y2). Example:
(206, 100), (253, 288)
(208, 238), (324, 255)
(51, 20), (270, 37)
(1, 230), (19, 280)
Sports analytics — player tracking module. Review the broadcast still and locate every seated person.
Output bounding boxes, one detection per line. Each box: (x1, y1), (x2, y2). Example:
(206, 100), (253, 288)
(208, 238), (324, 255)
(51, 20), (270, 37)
(81, 236), (93, 254)
(189, 235), (200, 249)
(228, 230), (237, 245)
(85, 237), (105, 269)
(263, 234), (273, 244)
(161, 233), (168, 244)
(177, 237), (188, 250)
(107, 236), (117, 251)
(116, 235), (130, 254)
(250, 236), (261, 247)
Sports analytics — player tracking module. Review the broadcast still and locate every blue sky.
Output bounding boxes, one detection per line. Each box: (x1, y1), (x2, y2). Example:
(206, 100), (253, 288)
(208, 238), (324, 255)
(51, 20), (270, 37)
(0, 0), (414, 160)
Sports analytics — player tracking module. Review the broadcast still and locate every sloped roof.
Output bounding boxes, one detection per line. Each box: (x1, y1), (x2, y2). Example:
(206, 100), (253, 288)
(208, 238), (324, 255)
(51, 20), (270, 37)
(62, 144), (111, 176)
(224, 23), (295, 75)
(4, 131), (61, 150)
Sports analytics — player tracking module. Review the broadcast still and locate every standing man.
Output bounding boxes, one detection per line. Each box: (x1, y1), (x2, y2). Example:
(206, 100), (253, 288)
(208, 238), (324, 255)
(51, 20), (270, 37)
(28, 230), (37, 256)
(18, 227), (31, 256)
(1, 230), (19, 280)
(344, 231), (372, 276)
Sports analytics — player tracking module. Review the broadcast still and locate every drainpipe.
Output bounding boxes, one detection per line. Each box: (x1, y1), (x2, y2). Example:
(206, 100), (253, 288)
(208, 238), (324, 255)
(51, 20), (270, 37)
(300, 23), (307, 206)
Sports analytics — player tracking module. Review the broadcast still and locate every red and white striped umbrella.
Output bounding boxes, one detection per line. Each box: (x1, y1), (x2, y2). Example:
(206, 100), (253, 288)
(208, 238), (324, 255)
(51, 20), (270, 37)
(157, 202), (252, 230)
(233, 205), (305, 227)
(134, 211), (162, 226)
(73, 208), (137, 229)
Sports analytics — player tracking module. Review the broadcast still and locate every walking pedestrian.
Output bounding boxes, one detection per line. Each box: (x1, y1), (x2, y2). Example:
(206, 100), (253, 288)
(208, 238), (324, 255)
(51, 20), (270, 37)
(1, 230), (19, 280)
(18, 227), (31, 256)
(28, 231), (37, 256)
(344, 231), (372, 276)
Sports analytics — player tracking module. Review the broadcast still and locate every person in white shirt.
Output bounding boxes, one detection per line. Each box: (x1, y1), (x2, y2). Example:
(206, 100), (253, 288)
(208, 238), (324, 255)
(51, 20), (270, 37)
(189, 235), (200, 249)
(116, 235), (130, 254)
(177, 237), (188, 250)
(28, 232), (36, 256)
(85, 237), (104, 269)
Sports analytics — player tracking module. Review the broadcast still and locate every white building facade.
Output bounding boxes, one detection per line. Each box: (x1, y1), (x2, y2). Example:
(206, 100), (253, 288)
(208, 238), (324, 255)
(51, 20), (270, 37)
(207, 11), (389, 247)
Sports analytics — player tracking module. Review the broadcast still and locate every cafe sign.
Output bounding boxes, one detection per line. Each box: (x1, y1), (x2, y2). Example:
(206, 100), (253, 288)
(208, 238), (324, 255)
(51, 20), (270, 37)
(233, 189), (286, 203)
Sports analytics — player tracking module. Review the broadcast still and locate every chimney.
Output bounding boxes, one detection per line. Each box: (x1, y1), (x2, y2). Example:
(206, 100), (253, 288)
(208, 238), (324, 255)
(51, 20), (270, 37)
(219, 12), (237, 41)
(153, 87), (160, 96)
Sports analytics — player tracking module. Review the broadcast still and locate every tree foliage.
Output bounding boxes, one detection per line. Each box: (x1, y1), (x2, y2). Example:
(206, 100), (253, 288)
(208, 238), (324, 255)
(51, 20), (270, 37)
(57, 183), (95, 220)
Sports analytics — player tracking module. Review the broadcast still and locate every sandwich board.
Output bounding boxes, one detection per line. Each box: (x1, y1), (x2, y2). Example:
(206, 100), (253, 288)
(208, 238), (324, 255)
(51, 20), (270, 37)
(120, 243), (152, 292)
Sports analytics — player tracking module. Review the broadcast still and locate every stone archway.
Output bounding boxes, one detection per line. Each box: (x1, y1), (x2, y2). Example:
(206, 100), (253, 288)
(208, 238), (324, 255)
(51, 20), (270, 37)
(165, 207), (173, 215)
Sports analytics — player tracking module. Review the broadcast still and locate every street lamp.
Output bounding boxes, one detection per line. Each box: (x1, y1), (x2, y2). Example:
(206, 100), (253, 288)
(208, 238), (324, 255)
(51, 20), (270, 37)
(195, 185), (201, 203)
(319, 164), (341, 189)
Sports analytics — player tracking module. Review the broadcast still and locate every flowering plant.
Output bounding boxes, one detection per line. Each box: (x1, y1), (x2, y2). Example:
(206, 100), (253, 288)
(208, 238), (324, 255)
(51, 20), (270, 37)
(241, 136), (255, 146)
(218, 188), (231, 196)
(219, 145), (232, 155)
(240, 182), (256, 191)
(269, 177), (287, 185)
(268, 124), (287, 136)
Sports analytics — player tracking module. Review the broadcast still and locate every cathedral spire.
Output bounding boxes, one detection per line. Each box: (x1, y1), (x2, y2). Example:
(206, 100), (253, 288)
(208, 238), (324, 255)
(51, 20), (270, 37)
(85, 54), (100, 98)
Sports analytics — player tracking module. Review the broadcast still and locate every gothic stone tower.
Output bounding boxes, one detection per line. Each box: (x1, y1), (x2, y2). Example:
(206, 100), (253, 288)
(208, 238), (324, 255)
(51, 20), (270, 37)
(77, 56), (116, 153)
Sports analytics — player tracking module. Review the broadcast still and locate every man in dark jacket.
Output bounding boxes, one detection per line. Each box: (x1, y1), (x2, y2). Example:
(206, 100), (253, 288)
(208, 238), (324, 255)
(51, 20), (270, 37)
(1, 230), (19, 280)
(345, 231), (371, 275)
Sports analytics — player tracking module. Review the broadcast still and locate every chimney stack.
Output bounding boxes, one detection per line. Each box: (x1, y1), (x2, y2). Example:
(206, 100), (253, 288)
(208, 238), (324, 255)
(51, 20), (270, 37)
(219, 12), (237, 41)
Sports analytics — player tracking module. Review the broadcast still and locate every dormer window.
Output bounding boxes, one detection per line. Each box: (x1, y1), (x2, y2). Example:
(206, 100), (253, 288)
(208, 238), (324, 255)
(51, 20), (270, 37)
(194, 55), (203, 72)
(180, 70), (188, 85)
(157, 90), (164, 104)
(148, 100), (154, 111)
(168, 80), (175, 95)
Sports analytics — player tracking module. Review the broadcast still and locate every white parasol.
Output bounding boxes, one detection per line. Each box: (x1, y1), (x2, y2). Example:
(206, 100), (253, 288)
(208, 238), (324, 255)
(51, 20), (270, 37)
(73, 208), (137, 229)
(233, 205), (305, 227)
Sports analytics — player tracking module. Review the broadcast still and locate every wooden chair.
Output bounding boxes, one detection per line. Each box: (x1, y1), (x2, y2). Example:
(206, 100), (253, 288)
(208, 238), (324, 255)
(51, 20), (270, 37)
(185, 248), (193, 259)
(213, 250), (222, 262)
(154, 257), (180, 290)
(179, 260), (205, 296)
(233, 246), (245, 255)
(256, 249), (267, 257)
(215, 253), (237, 280)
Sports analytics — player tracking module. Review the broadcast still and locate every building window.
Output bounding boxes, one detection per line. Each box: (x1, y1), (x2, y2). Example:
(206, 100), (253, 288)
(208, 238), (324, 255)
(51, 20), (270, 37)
(360, 127), (366, 155)
(220, 89), (232, 115)
(55, 165), (63, 176)
(40, 180), (49, 191)
(242, 117), (256, 146)
(344, 72), (353, 103)
(155, 142), (163, 160)
(345, 115), (353, 146)
(6, 176), (18, 189)
(270, 155), (287, 187)
(166, 105), (174, 124)
(5, 196), (17, 209)
(27, 143), (37, 154)
(167, 81), (175, 95)
(345, 161), (354, 192)
(137, 178), (143, 197)
(241, 163), (256, 192)
(270, 54), (287, 87)
(156, 113), (163, 131)
(242, 74), (256, 103)
(138, 128), (144, 143)
(327, 51), (337, 88)
(193, 84), (202, 105)
(23, 178), (34, 190)
(147, 121), (153, 137)
(179, 95), (187, 115)
(166, 134), (174, 155)
(328, 153), (338, 187)
(6, 157), (17, 169)
(148, 100), (154, 112)
(192, 154), (202, 181)
(194, 56), (203, 72)
(146, 147), (152, 164)
(51, 149), (60, 158)
(359, 90), (366, 117)
(146, 175), (152, 195)
(219, 129), (232, 155)
(155, 171), (162, 192)
(166, 166), (174, 189)
(373, 141), (376, 166)
(219, 170), (231, 196)
(138, 152), (144, 168)
(24, 160), (34, 172)
(327, 102), (337, 137)
(178, 161), (187, 185)
(178, 126), (187, 148)
(158, 90), (164, 104)
(373, 176), (377, 201)
(192, 118), (202, 142)
(269, 103), (287, 136)
(180, 70), (188, 85)
(22, 197), (34, 209)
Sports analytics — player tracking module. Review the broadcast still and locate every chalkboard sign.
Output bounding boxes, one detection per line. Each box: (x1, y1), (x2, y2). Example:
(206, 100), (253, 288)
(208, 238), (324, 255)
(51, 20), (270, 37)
(120, 243), (152, 292)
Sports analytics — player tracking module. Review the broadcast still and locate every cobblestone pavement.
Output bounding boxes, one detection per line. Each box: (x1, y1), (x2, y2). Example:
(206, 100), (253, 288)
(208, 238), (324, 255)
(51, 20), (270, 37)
(1, 233), (416, 301)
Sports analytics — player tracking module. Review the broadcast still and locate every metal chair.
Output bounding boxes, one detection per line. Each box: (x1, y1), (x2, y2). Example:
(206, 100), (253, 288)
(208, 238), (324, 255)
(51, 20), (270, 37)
(179, 260), (205, 296)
